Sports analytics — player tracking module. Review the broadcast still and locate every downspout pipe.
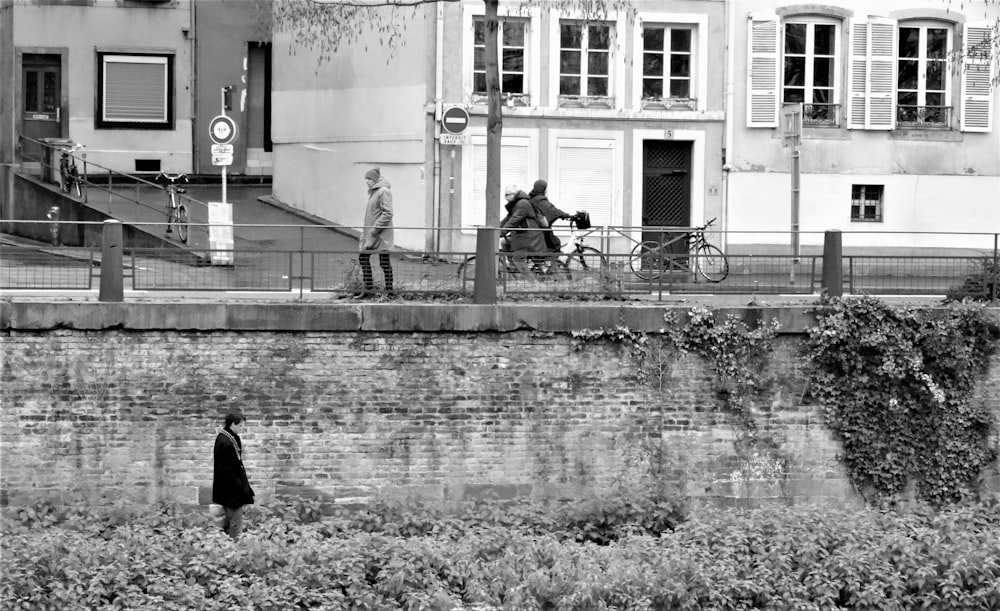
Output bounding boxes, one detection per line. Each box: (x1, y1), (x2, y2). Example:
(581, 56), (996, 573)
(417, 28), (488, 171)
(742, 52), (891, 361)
(433, 1), (444, 252)
(721, 0), (735, 252)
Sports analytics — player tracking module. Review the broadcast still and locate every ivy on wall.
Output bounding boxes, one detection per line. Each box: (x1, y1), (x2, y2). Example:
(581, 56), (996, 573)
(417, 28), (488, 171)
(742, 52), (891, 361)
(804, 296), (1000, 506)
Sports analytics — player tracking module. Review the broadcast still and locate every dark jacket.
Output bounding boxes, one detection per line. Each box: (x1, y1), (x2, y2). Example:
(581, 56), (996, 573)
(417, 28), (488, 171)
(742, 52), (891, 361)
(500, 191), (546, 253)
(212, 427), (255, 509)
(528, 192), (570, 227)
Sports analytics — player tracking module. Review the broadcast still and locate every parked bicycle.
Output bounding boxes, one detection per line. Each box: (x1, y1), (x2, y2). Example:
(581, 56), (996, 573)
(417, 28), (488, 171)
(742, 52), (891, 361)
(58, 143), (84, 198)
(629, 217), (729, 283)
(456, 211), (606, 282)
(157, 172), (190, 243)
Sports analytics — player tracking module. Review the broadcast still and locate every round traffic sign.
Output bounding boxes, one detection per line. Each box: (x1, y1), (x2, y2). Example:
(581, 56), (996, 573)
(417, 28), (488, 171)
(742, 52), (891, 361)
(441, 106), (470, 135)
(209, 115), (238, 145)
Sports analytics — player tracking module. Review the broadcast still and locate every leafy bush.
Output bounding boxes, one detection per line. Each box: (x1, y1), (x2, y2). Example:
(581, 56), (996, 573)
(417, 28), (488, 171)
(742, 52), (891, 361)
(805, 296), (999, 506)
(3, 497), (999, 610)
(945, 259), (998, 303)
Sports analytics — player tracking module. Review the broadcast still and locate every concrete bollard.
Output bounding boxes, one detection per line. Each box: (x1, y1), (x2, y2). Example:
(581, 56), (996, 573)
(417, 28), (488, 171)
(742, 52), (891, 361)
(99, 220), (124, 302)
(821, 230), (843, 298)
(473, 227), (498, 304)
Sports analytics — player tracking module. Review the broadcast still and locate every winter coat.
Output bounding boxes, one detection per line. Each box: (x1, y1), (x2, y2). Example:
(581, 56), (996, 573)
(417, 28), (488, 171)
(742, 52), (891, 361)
(212, 428), (255, 509)
(359, 178), (394, 251)
(528, 192), (570, 227)
(500, 190), (547, 254)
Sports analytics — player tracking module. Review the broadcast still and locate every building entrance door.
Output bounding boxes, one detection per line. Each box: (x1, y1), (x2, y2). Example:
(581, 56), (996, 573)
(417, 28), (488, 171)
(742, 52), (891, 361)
(641, 140), (692, 260)
(21, 54), (62, 168)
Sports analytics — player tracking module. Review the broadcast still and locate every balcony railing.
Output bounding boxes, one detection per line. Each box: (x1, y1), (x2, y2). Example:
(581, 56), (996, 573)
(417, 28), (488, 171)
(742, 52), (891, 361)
(557, 95), (616, 109)
(896, 105), (951, 128)
(803, 103), (841, 127)
(640, 97), (697, 111)
(471, 92), (531, 107)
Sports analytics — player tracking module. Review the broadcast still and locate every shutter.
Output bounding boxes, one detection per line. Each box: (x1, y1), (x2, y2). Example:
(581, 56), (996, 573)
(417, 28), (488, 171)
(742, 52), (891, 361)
(465, 139), (529, 227)
(103, 56), (168, 123)
(847, 19), (867, 129)
(746, 14), (779, 128)
(555, 139), (614, 226)
(848, 19), (896, 130)
(867, 19), (896, 130)
(961, 22), (994, 133)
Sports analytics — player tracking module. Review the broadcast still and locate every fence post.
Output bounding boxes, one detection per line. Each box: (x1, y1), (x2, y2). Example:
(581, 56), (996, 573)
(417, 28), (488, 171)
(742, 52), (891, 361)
(992, 233), (998, 304)
(821, 230), (843, 298)
(473, 227), (498, 304)
(99, 220), (124, 302)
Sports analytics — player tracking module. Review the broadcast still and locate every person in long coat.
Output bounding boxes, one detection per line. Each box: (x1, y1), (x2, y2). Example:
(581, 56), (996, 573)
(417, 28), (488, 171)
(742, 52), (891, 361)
(527, 179), (571, 252)
(358, 167), (395, 294)
(500, 186), (547, 259)
(213, 412), (255, 540)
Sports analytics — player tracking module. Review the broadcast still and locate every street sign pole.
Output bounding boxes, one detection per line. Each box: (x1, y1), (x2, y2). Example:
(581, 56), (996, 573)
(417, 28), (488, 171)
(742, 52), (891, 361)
(221, 88), (228, 206)
(782, 103), (803, 284)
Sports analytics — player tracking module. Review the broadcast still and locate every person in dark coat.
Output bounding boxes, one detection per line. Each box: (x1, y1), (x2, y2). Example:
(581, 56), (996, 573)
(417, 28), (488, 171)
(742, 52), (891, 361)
(500, 185), (547, 269)
(527, 179), (570, 252)
(213, 412), (255, 540)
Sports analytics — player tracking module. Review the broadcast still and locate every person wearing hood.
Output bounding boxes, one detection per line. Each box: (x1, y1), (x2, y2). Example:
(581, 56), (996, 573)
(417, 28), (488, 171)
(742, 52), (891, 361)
(359, 168), (395, 295)
(212, 412), (255, 541)
(527, 179), (570, 252)
(500, 185), (547, 269)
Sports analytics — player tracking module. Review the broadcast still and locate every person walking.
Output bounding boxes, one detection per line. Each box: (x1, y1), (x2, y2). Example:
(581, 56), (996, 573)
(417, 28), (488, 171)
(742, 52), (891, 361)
(500, 185), (547, 271)
(358, 168), (395, 295)
(527, 179), (570, 252)
(212, 412), (255, 541)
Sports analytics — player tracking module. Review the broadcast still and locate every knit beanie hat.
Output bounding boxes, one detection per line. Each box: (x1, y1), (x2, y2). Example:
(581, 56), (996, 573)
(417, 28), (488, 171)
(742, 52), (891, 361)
(532, 179), (547, 194)
(365, 168), (381, 181)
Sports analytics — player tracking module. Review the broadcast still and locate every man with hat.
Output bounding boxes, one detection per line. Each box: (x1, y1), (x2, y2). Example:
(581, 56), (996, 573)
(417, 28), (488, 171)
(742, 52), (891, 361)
(358, 167), (394, 295)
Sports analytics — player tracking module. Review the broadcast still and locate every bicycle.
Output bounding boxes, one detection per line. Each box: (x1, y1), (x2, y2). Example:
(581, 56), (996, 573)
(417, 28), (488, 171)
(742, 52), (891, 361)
(629, 217), (729, 283)
(157, 172), (190, 243)
(456, 211), (606, 282)
(58, 143), (84, 197)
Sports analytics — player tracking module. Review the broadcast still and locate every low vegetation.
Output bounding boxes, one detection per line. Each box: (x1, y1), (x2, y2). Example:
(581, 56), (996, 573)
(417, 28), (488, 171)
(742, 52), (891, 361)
(3, 494), (999, 610)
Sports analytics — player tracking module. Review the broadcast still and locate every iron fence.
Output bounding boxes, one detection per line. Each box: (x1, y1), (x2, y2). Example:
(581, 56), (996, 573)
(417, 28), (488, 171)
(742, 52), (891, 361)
(1, 220), (997, 303)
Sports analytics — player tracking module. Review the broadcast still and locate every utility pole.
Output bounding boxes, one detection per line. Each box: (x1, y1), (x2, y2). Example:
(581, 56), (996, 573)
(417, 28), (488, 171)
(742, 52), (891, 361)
(781, 103), (803, 284)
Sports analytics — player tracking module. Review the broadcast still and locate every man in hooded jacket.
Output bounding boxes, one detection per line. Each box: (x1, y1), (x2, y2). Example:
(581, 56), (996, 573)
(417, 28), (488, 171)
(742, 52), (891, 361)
(359, 168), (395, 295)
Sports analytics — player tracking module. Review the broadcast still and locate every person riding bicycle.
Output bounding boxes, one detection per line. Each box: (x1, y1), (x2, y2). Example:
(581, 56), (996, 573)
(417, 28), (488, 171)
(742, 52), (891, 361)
(527, 179), (571, 253)
(500, 185), (547, 272)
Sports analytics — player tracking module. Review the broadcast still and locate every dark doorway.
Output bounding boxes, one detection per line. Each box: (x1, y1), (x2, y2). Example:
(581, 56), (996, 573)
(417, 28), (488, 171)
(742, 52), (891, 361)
(642, 140), (692, 258)
(21, 54), (62, 167)
(246, 42), (272, 153)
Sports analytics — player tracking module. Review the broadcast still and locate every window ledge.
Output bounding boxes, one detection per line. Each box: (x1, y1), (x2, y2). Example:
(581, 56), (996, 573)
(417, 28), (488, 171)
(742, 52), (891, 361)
(889, 129), (963, 142)
(466, 105), (723, 122)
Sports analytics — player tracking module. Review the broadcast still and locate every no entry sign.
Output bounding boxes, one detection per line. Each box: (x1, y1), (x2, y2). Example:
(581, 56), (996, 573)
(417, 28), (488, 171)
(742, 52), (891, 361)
(441, 106), (470, 135)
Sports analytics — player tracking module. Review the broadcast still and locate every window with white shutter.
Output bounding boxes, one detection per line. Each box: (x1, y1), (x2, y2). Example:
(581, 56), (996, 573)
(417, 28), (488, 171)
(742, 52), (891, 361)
(554, 139), (615, 227)
(961, 22), (995, 132)
(847, 19), (897, 130)
(463, 135), (531, 230)
(746, 14), (779, 127)
(97, 54), (172, 129)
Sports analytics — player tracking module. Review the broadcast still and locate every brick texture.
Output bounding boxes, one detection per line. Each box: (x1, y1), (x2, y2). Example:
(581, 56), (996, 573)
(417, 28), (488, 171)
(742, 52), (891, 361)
(2, 326), (998, 508)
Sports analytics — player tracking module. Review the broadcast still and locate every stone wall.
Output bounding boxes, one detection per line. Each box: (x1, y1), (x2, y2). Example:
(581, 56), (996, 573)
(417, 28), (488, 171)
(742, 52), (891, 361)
(2, 301), (997, 509)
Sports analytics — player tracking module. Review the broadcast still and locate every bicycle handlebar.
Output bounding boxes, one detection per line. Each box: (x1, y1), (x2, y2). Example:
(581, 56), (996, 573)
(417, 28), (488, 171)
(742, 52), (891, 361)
(157, 172), (189, 184)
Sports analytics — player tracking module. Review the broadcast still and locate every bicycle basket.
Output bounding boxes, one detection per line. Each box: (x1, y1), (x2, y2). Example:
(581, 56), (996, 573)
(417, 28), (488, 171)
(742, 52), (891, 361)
(573, 211), (592, 230)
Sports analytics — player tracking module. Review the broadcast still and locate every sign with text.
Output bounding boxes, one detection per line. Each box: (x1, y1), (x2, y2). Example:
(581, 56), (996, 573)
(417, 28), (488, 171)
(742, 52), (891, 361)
(440, 133), (469, 146)
(207, 201), (234, 265)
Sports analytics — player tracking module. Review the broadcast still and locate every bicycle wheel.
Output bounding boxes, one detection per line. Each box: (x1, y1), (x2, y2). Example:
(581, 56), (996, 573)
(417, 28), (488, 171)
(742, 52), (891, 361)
(629, 241), (665, 281)
(456, 255), (476, 281)
(563, 246), (607, 278)
(60, 164), (70, 193)
(70, 168), (81, 197)
(176, 203), (190, 243)
(695, 244), (729, 282)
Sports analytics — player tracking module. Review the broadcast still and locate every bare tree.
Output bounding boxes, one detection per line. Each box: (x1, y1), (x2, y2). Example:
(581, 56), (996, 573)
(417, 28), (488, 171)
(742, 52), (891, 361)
(269, 0), (630, 226)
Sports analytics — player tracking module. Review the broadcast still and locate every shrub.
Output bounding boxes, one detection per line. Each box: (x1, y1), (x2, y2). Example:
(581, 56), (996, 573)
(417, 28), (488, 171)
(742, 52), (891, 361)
(4, 497), (999, 610)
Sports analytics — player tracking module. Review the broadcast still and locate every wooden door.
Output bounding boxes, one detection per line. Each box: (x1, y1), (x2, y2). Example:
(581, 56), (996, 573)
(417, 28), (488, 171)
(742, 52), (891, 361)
(21, 54), (62, 165)
(641, 140), (691, 260)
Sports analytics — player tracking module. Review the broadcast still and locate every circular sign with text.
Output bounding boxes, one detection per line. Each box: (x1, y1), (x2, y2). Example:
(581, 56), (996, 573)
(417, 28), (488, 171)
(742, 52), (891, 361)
(209, 115), (238, 145)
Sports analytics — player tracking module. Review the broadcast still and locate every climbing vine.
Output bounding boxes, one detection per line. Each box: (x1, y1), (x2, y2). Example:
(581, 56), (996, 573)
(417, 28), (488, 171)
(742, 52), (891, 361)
(804, 296), (1000, 506)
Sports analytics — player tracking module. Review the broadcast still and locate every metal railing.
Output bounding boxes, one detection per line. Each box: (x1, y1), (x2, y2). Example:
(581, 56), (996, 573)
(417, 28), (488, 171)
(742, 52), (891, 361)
(2, 220), (997, 304)
(896, 105), (952, 128)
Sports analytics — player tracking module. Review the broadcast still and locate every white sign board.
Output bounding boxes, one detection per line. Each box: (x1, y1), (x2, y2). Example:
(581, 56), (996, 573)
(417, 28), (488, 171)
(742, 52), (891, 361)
(211, 144), (234, 155)
(207, 201), (234, 265)
(440, 133), (469, 146)
(781, 103), (803, 148)
(212, 154), (234, 166)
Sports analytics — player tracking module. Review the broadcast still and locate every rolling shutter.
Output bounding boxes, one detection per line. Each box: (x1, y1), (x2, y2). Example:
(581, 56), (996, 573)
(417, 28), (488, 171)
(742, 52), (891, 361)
(102, 55), (168, 123)
(555, 139), (614, 227)
(465, 137), (529, 228)
(746, 13), (779, 128)
(961, 22), (994, 132)
(847, 19), (896, 130)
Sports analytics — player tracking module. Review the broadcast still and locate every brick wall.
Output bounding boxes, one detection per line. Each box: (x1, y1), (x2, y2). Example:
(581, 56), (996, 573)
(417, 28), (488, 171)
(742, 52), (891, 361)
(1, 302), (997, 509)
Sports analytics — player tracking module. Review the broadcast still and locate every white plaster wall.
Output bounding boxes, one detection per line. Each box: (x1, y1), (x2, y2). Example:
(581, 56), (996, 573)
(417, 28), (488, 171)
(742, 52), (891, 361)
(728, 171), (1000, 250)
